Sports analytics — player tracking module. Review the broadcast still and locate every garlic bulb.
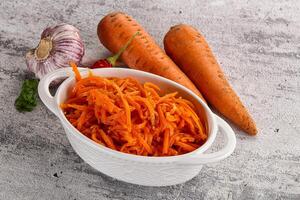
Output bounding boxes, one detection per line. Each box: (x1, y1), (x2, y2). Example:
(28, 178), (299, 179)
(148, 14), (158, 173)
(26, 23), (84, 79)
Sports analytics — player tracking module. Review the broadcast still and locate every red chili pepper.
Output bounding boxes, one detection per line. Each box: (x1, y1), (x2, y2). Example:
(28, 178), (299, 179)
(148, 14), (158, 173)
(91, 32), (139, 69)
(90, 59), (112, 69)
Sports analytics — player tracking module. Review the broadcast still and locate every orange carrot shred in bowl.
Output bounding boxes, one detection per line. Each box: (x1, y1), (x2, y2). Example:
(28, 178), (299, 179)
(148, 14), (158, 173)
(61, 64), (207, 156)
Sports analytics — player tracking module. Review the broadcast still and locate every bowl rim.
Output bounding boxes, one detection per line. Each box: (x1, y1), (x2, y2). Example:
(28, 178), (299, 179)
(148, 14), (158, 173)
(55, 68), (217, 163)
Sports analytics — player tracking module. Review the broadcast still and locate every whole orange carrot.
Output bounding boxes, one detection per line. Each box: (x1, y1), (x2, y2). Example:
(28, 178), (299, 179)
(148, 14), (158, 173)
(164, 24), (257, 135)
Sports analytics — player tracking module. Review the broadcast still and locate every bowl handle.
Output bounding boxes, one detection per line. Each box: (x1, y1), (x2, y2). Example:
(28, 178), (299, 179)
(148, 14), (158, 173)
(177, 114), (236, 165)
(38, 67), (86, 117)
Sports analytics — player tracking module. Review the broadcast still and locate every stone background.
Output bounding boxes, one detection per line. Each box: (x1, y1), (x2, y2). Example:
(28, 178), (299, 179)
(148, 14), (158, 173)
(0, 0), (299, 199)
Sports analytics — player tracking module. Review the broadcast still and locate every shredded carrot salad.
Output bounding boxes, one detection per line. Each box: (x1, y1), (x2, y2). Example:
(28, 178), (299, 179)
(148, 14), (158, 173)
(61, 64), (207, 156)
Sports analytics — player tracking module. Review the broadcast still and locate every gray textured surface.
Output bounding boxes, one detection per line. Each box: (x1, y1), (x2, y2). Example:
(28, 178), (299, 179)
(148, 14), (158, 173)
(0, 0), (300, 199)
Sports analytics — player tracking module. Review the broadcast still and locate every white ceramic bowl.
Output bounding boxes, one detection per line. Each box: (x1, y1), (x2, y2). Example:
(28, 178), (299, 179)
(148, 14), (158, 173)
(38, 67), (236, 186)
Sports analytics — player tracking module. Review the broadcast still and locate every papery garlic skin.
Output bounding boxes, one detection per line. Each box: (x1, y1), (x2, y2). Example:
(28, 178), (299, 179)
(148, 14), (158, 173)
(26, 24), (84, 79)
